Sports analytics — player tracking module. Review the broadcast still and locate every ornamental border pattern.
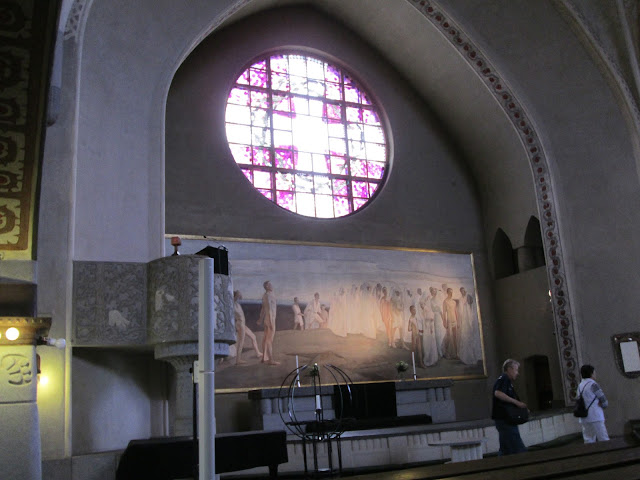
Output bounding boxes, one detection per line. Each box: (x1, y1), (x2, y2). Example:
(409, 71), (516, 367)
(408, 0), (580, 402)
(0, 0), (33, 256)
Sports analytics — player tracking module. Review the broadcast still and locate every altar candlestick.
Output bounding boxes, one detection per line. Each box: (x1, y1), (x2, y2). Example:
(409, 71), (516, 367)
(412, 351), (417, 380)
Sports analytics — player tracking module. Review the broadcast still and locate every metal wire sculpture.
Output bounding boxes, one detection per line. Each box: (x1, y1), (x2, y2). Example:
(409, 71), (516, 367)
(278, 363), (354, 475)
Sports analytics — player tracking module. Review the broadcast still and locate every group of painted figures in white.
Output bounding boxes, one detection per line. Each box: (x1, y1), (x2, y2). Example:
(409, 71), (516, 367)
(294, 283), (483, 368)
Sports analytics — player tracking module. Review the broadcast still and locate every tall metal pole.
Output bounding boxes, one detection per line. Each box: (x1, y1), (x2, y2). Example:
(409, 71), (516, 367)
(198, 258), (216, 479)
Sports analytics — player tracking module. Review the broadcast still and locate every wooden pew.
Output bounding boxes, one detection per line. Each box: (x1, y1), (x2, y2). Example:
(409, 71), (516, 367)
(116, 430), (288, 479)
(350, 437), (639, 480)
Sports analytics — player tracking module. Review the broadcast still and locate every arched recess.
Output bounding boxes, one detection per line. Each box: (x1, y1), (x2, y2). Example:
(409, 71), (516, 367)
(408, 0), (580, 401)
(522, 216), (546, 270)
(492, 228), (516, 280)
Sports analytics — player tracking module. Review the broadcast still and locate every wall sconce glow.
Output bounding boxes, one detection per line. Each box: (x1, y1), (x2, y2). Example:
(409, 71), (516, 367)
(39, 375), (49, 386)
(5, 327), (20, 341)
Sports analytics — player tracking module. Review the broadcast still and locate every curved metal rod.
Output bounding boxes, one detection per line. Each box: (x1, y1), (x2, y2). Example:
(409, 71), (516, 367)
(278, 364), (309, 437)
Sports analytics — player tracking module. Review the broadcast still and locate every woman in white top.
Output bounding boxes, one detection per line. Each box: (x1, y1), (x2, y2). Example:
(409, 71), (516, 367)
(577, 364), (610, 443)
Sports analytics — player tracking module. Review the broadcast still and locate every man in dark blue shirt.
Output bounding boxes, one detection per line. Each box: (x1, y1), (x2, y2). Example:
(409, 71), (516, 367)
(492, 359), (528, 455)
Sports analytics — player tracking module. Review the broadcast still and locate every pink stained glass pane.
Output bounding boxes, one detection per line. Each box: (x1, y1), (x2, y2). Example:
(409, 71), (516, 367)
(312, 154), (330, 174)
(332, 178), (348, 195)
(314, 174), (331, 195)
(258, 189), (273, 200)
(296, 152), (313, 171)
(364, 125), (385, 143)
(229, 144), (251, 164)
(273, 130), (292, 149)
(367, 161), (384, 179)
(226, 124), (251, 144)
(326, 103), (341, 120)
(326, 82), (341, 100)
(360, 92), (372, 106)
(308, 80), (325, 98)
(333, 196), (351, 216)
(368, 182), (380, 196)
(353, 197), (367, 210)
(271, 56), (289, 73)
(352, 180), (369, 199)
(273, 94), (291, 112)
(347, 123), (363, 141)
(346, 107), (362, 123)
(309, 99), (324, 117)
(241, 168), (253, 181)
(252, 60), (267, 70)
(325, 65), (341, 83)
(330, 156), (347, 175)
(350, 159), (367, 177)
(273, 111), (291, 131)
(276, 172), (294, 191)
(315, 195), (334, 218)
(228, 87), (249, 106)
(328, 121), (345, 138)
(290, 75), (307, 95)
(254, 170), (272, 189)
(252, 127), (270, 147)
(296, 192), (315, 216)
(344, 83), (360, 103)
(329, 138), (346, 156)
(236, 70), (250, 85)
(251, 108), (269, 128)
(276, 191), (295, 210)
(307, 59), (325, 80)
(226, 104), (251, 125)
(366, 142), (386, 161)
(252, 147), (272, 167)
(251, 90), (269, 109)
(272, 72), (290, 92)
(363, 108), (379, 125)
(275, 149), (294, 169)
(349, 140), (365, 158)
(295, 172), (313, 192)
(291, 97), (308, 115)
(250, 68), (268, 87)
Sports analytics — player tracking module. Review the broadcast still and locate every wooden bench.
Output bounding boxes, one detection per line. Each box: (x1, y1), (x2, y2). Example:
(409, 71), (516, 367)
(427, 438), (486, 462)
(116, 430), (288, 479)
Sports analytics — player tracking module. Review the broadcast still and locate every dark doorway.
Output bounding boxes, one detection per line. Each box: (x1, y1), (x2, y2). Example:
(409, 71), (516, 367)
(524, 355), (553, 411)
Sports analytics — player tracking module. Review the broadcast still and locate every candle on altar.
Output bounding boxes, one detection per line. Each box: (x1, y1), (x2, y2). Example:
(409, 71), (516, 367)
(412, 351), (417, 378)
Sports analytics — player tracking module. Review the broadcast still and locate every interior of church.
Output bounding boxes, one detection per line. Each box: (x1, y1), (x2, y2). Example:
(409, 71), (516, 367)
(2, 0), (640, 478)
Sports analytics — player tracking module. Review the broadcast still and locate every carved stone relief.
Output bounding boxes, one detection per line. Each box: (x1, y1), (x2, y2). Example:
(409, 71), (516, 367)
(73, 262), (147, 345)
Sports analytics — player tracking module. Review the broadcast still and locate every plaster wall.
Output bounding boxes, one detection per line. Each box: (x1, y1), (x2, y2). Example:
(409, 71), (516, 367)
(494, 267), (563, 409)
(442, 0), (640, 434)
(166, 7), (483, 253)
(71, 349), (168, 454)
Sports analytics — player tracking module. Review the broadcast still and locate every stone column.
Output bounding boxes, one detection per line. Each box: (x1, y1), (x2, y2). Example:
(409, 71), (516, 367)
(155, 342), (197, 436)
(0, 317), (51, 480)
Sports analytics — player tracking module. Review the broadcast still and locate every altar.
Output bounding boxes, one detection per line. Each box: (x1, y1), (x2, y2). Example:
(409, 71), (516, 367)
(248, 378), (456, 432)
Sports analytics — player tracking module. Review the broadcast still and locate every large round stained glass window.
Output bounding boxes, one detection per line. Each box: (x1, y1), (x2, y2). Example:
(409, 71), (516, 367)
(225, 53), (388, 218)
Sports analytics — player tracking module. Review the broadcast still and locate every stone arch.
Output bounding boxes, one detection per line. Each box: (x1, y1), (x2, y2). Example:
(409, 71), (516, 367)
(409, 0), (579, 401)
